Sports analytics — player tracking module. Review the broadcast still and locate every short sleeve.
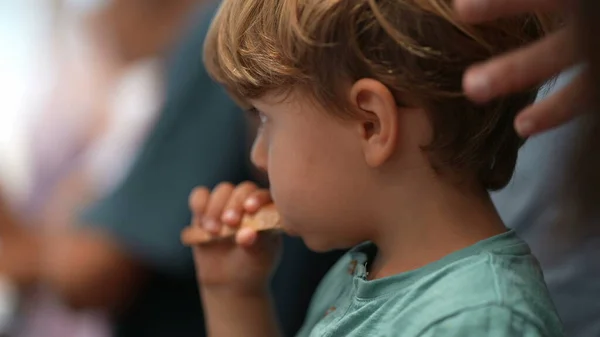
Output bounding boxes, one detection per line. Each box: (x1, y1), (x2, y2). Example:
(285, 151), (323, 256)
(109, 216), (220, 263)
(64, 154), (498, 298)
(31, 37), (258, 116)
(79, 6), (252, 276)
(419, 305), (553, 337)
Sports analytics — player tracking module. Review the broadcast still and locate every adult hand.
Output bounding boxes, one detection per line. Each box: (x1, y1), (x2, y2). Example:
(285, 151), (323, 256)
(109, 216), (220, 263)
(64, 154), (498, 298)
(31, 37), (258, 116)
(454, 0), (588, 137)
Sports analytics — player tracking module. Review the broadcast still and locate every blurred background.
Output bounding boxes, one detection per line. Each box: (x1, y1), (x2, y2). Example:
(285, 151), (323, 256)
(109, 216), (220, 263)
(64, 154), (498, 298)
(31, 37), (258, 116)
(0, 1), (165, 336)
(0, 2), (343, 337)
(0, 0), (55, 200)
(0, 0), (162, 205)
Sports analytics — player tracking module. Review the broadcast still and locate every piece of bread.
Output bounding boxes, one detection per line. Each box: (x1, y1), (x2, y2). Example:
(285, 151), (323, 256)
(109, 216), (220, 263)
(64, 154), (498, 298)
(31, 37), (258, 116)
(181, 204), (281, 246)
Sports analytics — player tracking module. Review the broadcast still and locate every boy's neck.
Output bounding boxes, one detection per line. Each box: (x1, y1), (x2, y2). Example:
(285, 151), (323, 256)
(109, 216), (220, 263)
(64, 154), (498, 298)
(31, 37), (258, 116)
(366, 172), (506, 280)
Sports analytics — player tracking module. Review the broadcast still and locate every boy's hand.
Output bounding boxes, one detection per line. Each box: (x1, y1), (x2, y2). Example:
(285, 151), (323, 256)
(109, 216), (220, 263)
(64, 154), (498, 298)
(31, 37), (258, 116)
(188, 182), (281, 295)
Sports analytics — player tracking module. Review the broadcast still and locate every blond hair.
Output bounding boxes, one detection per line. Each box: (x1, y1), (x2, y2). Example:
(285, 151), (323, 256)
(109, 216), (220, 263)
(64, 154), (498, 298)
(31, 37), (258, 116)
(205, 0), (550, 190)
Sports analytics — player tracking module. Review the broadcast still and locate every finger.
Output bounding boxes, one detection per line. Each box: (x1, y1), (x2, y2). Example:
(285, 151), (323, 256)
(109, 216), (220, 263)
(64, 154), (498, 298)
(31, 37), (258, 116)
(203, 183), (235, 234)
(243, 190), (273, 213)
(453, 0), (562, 23)
(515, 72), (587, 136)
(181, 225), (212, 246)
(464, 27), (577, 104)
(221, 182), (258, 226)
(235, 227), (258, 248)
(188, 187), (210, 226)
(236, 228), (281, 255)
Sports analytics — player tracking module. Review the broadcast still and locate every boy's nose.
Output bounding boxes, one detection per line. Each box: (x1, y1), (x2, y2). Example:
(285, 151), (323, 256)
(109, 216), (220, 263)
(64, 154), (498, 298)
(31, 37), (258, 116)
(250, 133), (268, 173)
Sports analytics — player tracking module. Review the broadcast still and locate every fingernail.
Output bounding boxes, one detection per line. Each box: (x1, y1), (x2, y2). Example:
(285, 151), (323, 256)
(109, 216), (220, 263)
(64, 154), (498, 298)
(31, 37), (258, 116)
(516, 119), (535, 137)
(222, 210), (239, 222)
(204, 219), (219, 232)
(466, 72), (491, 101)
(244, 197), (258, 209)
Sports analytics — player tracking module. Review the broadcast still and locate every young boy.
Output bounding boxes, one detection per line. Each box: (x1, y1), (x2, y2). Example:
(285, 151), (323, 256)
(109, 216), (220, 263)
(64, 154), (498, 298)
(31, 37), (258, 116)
(188, 0), (564, 336)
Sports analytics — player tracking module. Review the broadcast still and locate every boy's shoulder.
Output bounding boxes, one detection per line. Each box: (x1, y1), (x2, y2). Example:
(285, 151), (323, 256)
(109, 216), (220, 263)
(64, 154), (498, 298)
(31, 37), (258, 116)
(405, 245), (564, 336)
(299, 232), (564, 337)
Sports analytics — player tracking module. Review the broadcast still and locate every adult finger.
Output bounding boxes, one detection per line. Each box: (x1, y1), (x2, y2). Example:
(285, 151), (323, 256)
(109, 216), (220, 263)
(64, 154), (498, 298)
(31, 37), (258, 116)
(514, 72), (587, 136)
(453, 0), (562, 23)
(463, 27), (577, 103)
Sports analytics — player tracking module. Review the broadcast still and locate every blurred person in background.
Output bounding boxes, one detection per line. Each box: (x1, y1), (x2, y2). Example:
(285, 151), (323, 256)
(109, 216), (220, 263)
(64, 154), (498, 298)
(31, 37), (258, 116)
(10, 0), (169, 336)
(0, 1), (343, 337)
(453, 0), (600, 335)
(1, 0), (196, 336)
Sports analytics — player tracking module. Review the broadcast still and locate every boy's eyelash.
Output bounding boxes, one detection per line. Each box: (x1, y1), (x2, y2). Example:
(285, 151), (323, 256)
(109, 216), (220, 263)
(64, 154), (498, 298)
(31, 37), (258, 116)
(246, 107), (268, 125)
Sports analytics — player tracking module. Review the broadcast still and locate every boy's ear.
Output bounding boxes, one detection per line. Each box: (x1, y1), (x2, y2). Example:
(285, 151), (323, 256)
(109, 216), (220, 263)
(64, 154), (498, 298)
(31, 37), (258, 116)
(350, 79), (399, 167)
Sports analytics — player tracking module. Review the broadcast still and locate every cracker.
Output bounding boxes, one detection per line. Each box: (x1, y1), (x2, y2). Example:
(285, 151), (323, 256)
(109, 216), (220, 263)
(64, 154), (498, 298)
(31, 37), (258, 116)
(181, 204), (281, 246)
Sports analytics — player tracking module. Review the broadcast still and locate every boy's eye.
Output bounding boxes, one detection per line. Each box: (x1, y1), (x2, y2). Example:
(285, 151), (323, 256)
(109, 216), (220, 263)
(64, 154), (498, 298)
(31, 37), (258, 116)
(248, 108), (268, 124)
(246, 107), (269, 129)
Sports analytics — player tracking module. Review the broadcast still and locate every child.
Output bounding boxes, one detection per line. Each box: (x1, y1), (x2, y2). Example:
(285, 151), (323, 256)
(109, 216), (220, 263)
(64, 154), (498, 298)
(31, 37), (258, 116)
(189, 0), (564, 336)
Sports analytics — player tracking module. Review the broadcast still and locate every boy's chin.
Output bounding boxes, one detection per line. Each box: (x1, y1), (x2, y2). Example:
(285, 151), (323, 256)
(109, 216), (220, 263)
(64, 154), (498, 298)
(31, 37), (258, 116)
(301, 236), (340, 253)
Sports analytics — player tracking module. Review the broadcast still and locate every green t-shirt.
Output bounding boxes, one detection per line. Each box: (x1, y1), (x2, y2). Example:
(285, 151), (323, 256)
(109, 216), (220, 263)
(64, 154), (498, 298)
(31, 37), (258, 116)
(298, 230), (564, 337)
